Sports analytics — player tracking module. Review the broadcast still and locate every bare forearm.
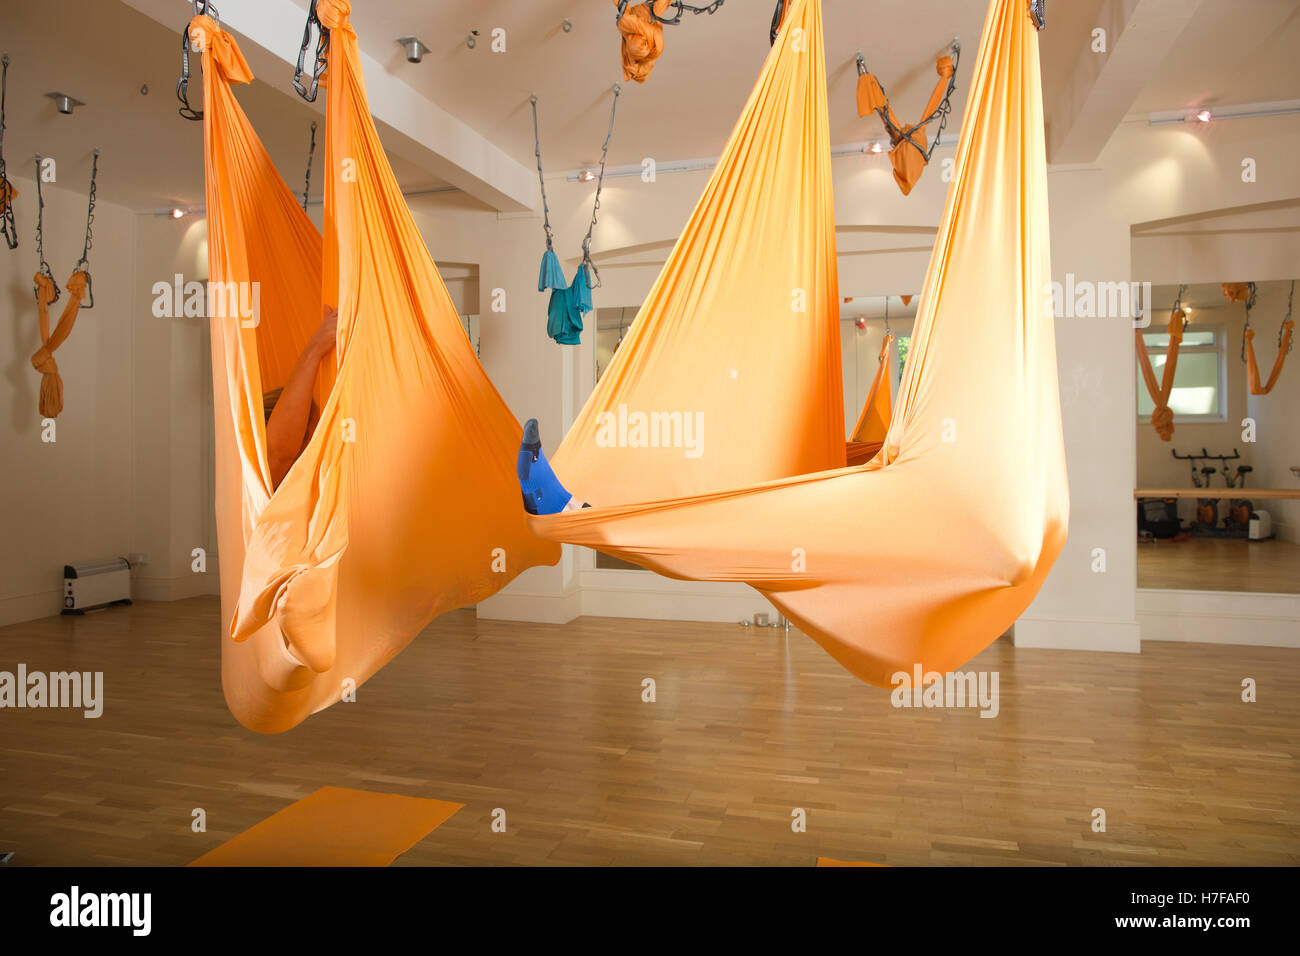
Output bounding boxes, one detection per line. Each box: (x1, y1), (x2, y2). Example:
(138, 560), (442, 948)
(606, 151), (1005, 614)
(267, 340), (329, 486)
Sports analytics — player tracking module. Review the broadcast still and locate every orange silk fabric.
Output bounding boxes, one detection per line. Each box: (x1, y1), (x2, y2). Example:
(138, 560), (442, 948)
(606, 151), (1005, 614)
(532, 0), (1068, 688)
(192, 6), (558, 733)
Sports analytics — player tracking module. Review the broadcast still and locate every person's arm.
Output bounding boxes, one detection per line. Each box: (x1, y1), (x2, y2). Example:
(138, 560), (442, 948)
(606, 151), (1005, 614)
(267, 307), (337, 489)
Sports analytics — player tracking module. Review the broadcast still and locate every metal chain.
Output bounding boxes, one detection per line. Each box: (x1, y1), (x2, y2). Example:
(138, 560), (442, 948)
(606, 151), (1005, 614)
(1283, 280), (1295, 354)
(292, 0), (330, 103)
(581, 84), (622, 288)
(33, 154), (59, 302)
(615, 0), (726, 26)
(1241, 281), (1257, 363)
(1030, 0), (1047, 31)
(0, 53), (15, 250)
(177, 1), (219, 120)
(857, 40), (961, 163)
(302, 121), (317, 211)
(77, 149), (98, 270)
(528, 95), (554, 250)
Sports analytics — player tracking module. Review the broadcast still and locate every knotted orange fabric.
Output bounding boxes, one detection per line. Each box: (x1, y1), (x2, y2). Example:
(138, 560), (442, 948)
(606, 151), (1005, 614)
(1221, 282), (1250, 303)
(614, 0), (674, 83)
(0, 177), (15, 215)
(846, 332), (893, 465)
(531, 0), (1068, 688)
(1135, 309), (1186, 441)
(191, 6), (559, 733)
(858, 55), (956, 195)
(30, 270), (90, 418)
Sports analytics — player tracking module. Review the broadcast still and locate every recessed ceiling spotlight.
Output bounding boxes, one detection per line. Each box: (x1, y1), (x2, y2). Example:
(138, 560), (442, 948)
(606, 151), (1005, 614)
(1195, 109), (1212, 123)
(578, 170), (597, 182)
(396, 37), (430, 64)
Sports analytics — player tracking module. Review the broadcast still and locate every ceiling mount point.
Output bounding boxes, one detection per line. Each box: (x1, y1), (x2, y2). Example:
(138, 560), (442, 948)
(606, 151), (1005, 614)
(45, 91), (85, 115)
(395, 37), (430, 64)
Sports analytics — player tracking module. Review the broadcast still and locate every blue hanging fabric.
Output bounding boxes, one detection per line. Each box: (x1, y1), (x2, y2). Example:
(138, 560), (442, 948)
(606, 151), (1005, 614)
(538, 247), (566, 291)
(530, 87), (621, 346)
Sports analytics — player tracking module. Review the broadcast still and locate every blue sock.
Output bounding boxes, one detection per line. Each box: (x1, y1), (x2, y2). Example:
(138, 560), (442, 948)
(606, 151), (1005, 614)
(518, 418), (574, 515)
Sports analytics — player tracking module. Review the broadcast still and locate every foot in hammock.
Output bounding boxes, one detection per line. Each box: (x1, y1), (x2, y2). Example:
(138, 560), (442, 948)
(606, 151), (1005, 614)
(518, 418), (590, 514)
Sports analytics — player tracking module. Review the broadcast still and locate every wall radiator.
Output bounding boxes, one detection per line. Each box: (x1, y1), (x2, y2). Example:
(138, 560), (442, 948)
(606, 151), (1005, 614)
(62, 558), (132, 614)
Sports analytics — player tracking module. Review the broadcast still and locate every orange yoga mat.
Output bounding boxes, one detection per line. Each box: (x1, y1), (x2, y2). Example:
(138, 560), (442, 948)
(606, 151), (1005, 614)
(189, 786), (462, 867)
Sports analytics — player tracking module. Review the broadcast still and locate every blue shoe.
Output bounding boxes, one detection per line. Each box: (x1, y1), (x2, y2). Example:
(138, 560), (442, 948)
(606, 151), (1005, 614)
(518, 418), (574, 515)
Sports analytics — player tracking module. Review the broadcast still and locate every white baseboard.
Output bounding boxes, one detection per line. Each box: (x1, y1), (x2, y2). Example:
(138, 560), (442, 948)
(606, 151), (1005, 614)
(1137, 588), (1300, 648)
(476, 587), (582, 624)
(578, 571), (770, 623)
(0, 590), (63, 628)
(132, 571), (220, 602)
(1013, 615), (1142, 653)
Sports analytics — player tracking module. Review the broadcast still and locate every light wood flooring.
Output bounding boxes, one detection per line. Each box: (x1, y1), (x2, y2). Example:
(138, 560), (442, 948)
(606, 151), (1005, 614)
(2, 597), (1297, 866)
(1137, 536), (1300, 593)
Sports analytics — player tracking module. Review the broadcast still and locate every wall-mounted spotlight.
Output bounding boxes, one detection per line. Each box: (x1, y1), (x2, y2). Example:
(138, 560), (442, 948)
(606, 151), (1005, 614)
(869, 141), (883, 154)
(1195, 109), (1212, 123)
(578, 170), (597, 182)
(855, 317), (867, 330)
(171, 208), (187, 219)
(396, 36), (430, 63)
(45, 91), (85, 115)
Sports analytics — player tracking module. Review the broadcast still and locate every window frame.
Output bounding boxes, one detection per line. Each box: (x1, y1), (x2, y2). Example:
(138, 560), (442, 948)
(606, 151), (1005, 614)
(1135, 319), (1228, 425)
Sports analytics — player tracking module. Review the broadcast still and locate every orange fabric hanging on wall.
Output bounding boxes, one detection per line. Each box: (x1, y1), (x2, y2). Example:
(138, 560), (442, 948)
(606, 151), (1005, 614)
(192, 5), (559, 733)
(30, 271), (90, 417)
(1135, 308), (1186, 440)
(531, 0), (1068, 688)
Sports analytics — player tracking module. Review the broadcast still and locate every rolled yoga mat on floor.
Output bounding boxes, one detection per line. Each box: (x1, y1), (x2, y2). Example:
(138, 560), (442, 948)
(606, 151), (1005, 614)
(189, 786), (463, 867)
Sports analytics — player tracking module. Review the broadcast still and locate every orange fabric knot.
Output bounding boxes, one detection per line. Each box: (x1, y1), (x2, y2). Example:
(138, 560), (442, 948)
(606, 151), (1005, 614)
(1150, 405), (1174, 441)
(316, 0), (354, 33)
(1221, 282), (1250, 304)
(188, 15), (254, 85)
(0, 176), (16, 215)
(615, 0), (673, 83)
(33, 272), (56, 305)
(31, 347), (57, 375)
(936, 55), (955, 80)
(65, 271), (89, 299)
(1244, 327), (1255, 344)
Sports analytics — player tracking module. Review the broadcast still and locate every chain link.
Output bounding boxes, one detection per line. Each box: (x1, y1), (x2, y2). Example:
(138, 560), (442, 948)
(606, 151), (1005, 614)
(302, 121), (317, 212)
(615, 0), (726, 26)
(581, 85), (622, 288)
(0, 53), (16, 250)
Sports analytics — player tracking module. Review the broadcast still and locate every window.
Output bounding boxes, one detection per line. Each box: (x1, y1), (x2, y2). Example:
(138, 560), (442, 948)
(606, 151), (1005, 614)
(1136, 323), (1226, 421)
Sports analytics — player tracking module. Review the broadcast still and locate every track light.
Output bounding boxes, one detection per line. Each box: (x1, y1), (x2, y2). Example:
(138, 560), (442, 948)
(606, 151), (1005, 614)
(578, 170), (597, 182)
(855, 317), (867, 330)
(1195, 109), (1212, 123)
(869, 141), (883, 154)
(171, 208), (186, 219)
(396, 37), (430, 64)
(45, 91), (84, 115)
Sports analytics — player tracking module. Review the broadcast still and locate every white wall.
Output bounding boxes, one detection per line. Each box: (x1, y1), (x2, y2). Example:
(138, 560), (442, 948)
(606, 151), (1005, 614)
(0, 171), (136, 625)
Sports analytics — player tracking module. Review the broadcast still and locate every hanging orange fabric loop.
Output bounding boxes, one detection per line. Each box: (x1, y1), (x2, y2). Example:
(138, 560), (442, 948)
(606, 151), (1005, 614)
(1231, 280), (1294, 396)
(1135, 303), (1186, 442)
(856, 44), (959, 195)
(846, 332), (894, 465)
(30, 270), (90, 418)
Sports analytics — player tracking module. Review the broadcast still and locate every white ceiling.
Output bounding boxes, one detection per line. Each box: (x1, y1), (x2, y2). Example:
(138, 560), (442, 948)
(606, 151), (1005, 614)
(0, 0), (1295, 212)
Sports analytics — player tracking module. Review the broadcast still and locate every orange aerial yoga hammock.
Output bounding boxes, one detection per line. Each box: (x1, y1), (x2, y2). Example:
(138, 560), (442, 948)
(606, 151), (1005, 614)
(1134, 289), (1188, 442)
(189, 3), (559, 733)
(531, 0), (1068, 688)
(845, 332), (893, 466)
(1226, 281), (1295, 396)
(856, 42), (960, 196)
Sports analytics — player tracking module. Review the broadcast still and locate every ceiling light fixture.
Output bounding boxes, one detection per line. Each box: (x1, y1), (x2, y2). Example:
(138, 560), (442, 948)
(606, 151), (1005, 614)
(1195, 109), (1212, 123)
(396, 36), (430, 64)
(869, 141), (883, 154)
(1148, 99), (1300, 126)
(171, 208), (186, 219)
(45, 91), (84, 115)
(578, 170), (597, 182)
